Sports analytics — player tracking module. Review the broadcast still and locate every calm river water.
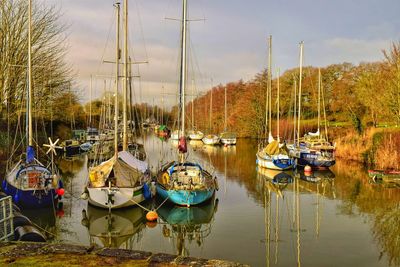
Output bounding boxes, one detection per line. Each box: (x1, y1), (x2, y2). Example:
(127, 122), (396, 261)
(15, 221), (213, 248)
(22, 134), (400, 266)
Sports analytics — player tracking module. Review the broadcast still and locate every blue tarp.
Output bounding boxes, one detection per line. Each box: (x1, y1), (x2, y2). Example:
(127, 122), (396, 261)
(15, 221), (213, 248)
(26, 146), (35, 163)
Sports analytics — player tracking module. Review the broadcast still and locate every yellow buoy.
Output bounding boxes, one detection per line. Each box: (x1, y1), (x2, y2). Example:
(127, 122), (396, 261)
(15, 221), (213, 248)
(146, 210), (158, 222)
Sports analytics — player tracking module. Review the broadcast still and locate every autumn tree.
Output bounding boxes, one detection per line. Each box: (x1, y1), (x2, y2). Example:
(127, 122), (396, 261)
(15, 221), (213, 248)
(0, 0), (73, 122)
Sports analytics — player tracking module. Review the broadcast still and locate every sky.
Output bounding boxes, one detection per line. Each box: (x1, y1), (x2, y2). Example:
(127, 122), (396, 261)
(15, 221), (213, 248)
(44, 0), (400, 108)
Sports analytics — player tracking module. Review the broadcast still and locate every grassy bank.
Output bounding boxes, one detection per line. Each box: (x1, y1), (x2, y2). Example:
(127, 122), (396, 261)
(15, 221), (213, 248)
(335, 127), (400, 170)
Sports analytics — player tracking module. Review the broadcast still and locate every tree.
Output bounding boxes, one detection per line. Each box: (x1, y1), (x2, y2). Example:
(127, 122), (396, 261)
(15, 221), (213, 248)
(0, 0), (73, 122)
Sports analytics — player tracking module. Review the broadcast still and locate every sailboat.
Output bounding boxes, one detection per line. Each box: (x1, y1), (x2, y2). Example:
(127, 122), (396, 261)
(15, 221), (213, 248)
(85, 1), (152, 209)
(287, 44), (335, 169)
(256, 36), (294, 170)
(156, 0), (218, 207)
(1, 0), (62, 208)
(219, 81), (237, 145)
(202, 85), (220, 145)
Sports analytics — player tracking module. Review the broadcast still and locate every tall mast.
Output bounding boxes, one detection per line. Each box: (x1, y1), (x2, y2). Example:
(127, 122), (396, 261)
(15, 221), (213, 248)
(209, 80), (213, 132)
(122, 0), (128, 150)
(317, 68), (321, 135)
(224, 82), (227, 131)
(179, 0), (188, 138)
(297, 41), (304, 147)
(293, 79), (297, 144)
(89, 75), (92, 127)
(28, 0), (33, 146)
(114, 2), (120, 156)
(277, 69), (280, 142)
(268, 35), (272, 139)
(191, 79), (194, 130)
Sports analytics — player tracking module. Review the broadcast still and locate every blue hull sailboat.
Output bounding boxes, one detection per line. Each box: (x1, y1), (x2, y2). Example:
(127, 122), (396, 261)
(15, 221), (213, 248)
(157, 162), (216, 206)
(156, 0), (217, 207)
(2, 0), (62, 209)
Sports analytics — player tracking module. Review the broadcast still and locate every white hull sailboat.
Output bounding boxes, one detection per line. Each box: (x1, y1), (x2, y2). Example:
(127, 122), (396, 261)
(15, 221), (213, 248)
(202, 134), (220, 145)
(256, 36), (294, 170)
(85, 1), (152, 209)
(220, 79), (236, 145)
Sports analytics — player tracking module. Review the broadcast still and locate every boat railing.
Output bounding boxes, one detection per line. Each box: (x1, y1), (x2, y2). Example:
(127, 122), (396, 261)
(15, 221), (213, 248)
(0, 196), (14, 241)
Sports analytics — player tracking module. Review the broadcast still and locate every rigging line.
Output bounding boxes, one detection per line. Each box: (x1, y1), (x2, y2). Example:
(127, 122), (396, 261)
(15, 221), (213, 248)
(134, 0), (149, 62)
(95, 7), (117, 75)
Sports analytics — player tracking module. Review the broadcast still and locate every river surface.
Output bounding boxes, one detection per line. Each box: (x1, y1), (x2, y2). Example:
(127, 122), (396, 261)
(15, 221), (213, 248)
(20, 134), (400, 266)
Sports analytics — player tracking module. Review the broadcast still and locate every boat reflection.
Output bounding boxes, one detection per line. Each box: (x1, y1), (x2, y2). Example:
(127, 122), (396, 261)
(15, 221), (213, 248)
(157, 197), (218, 256)
(299, 169), (335, 183)
(81, 204), (146, 249)
(56, 155), (86, 178)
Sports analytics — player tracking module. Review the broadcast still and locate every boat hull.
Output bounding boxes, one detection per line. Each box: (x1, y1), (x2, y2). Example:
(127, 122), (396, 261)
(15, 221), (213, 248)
(202, 135), (220, 145)
(156, 185), (215, 207)
(2, 163), (58, 209)
(220, 138), (236, 145)
(2, 179), (56, 209)
(87, 186), (145, 209)
(256, 153), (294, 170)
(296, 152), (335, 168)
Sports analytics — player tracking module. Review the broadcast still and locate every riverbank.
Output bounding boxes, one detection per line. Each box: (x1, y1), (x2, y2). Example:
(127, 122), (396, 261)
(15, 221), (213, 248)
(0, 242), (247, 266)
(335, 127), (400, 170)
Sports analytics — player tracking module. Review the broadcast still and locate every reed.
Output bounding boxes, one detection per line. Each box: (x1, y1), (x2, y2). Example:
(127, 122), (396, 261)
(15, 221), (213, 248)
(335, 127), (400, 169)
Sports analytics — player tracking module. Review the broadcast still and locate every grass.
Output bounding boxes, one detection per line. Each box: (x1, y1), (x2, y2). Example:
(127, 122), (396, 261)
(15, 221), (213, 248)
(335, 127), (400, 170)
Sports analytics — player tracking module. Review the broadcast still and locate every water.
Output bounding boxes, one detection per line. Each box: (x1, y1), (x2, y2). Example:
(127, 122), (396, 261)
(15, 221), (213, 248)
(21, 135), (400, 266)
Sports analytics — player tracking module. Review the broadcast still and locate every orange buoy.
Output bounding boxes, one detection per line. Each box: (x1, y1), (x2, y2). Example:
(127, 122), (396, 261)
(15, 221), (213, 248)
(146, 210), (158, 222)
(304, 165), (312, 173)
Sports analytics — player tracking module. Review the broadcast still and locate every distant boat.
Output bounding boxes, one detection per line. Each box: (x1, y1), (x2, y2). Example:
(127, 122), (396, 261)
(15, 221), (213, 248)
(57, 139), (81, 157)
(2, 0), (62, 209)
(156, 0), (217, 207)
(202, 84), (220, 145)
(203, 134), (220, 145)
(219, 79), (236, 145)
(368, 169), (400, 182)
(188, 130), (204, 140)
(170, 129), (180, 140)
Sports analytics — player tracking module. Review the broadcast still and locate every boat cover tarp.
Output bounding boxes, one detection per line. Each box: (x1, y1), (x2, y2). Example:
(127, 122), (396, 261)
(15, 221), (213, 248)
(89, 157), (116, 187)
(118, 151), (148, 173)
(89, 151), (148, 188)
(263, 140), (288, 156)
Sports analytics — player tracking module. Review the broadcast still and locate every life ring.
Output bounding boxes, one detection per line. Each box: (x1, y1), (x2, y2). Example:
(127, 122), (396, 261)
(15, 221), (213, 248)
(161, 172), (170, 185)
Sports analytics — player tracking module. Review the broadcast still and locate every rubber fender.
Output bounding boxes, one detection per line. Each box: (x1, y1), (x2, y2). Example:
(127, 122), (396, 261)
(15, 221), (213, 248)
(13, 214), (32, 229)
(15, 225), (46, 242)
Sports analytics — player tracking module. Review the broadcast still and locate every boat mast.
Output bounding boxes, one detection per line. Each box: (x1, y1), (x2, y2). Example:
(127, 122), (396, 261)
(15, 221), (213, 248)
(297, 41), (304, 147)
(317, 68), (321, 136)
(179, 0), (188, 139)
(114, 2), (120, 156)
(224, 82), (227, 132)
(277, 69), (280, 142)
(191, 79), (194, 130)
(210, 79), (213, 132)
(268, 35), (272, 141)
(28, 0), (33, 147)
(122, 0), (128, 151)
